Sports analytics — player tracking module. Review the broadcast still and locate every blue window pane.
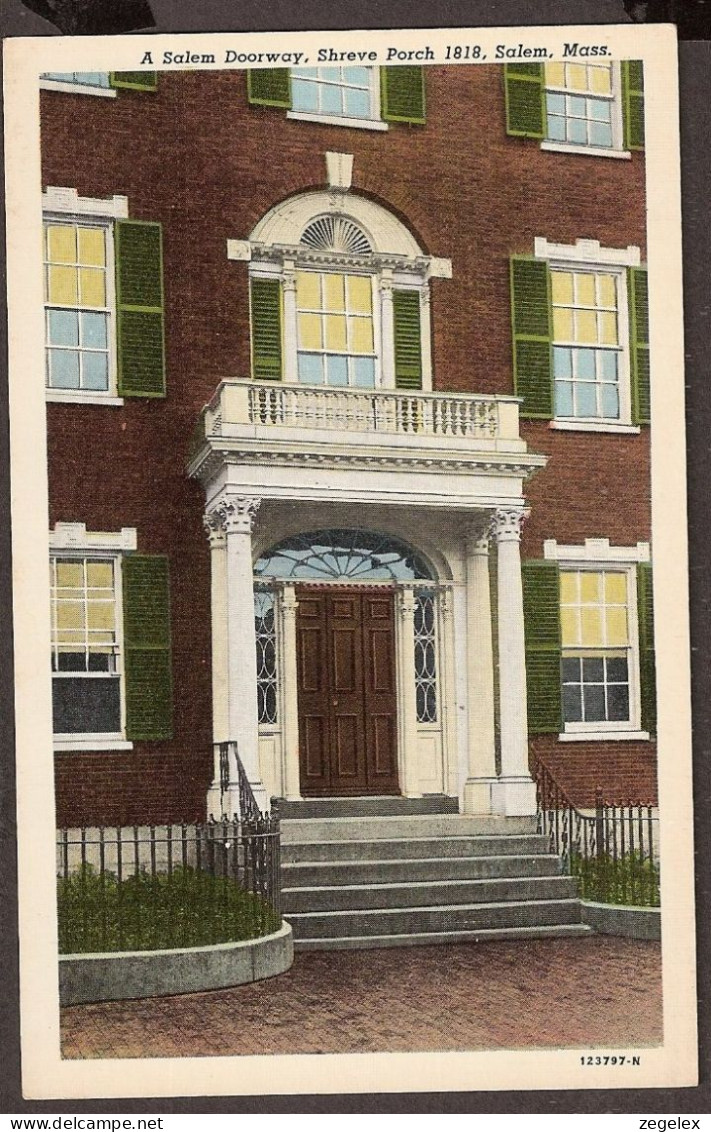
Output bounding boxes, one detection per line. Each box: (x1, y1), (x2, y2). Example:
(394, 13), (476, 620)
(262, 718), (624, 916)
(298, 353), (323, 384)
(555, 381), (575, 417)
(568, 95), (586, 117)
(321, 84), (342, 115)
(547, 93), (565, 113)
(296, 67), (317, 77)
(599, 350), (618, 381)
(352, 357), (375, 388)
(81, 311), (108, 349)
(75, 73), (109, 87)
(583, 685), (606, 721)
(590, 99), (611, 121)
(576, 382), (598, 417)
(344, 88), (370, 118)
(43, 72), (73, 82)
(590, 121), (613, 148)
(563, 686), (583, 723)
(344, 66), (369, 85)
(292, 79), (318, 112)
(576, 348), (596, 380)
(553, 347), (572, 378)
(547, 114), (566, 141)
(601, 384), (620, 418)
(568, 117), (588, 144)
(82, 352), (109, 391)
(48, 309), (79, 346)
(320, 68), (341, 81)
(325, 355), (348, 386)
(50, 350), (80, 389)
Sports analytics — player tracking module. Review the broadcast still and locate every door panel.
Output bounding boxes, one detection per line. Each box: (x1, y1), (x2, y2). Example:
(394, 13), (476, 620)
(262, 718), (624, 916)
(295, 587), (399, 795)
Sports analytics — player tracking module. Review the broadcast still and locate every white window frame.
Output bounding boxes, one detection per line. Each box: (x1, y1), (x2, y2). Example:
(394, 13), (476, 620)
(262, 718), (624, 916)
(40, 73), (116, 98)
(534, 237), (641, 434)
(544, 538), (651, 742)
(50, 523), (136, 752)
(43, 189), (128, 405)
(293, 267), (381, 390)
(287, 66), (388, 132)
(540, 60), (630, 160)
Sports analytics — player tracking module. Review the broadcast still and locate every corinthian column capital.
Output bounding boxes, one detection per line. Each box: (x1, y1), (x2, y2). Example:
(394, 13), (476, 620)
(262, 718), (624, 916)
(490, 507), (527, 544)
(214, 496), (262, 536)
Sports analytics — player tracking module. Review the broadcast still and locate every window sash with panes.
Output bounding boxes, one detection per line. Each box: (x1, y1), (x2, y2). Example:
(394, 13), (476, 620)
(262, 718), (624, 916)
(560, 569), (632, 727)
(551, 268), (622, 421)
(44, 221), (112, 395)
(296, 270), (376, 388)
(544, 61), (616, 149)
(41, 72), (111, 88)
(51, 556), (122, 736)
(291, 66), (377, 121)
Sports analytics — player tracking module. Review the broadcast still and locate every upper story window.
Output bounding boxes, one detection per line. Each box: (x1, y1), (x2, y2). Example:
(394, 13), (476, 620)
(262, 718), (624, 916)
(41, 72), (112, 92)
(247, 65), (426, 130)
(40, 72), (157, 97)
(551, 267), (622, 420)
(544, 62), (618, 150)
(296, 269), (376, 388)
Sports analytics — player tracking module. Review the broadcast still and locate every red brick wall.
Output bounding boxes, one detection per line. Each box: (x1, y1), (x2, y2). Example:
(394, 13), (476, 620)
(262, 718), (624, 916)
(42, 66), (654, 823)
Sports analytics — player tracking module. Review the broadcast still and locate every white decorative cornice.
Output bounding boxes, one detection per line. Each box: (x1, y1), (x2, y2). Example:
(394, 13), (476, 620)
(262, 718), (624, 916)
(543, 538), (651, 563)
(244, 241), (448, 277)
(534, 237), (641, 268)
(43, 187), (129, 219)
(490, 507), (528, 543)
(49, 522), (137, 552)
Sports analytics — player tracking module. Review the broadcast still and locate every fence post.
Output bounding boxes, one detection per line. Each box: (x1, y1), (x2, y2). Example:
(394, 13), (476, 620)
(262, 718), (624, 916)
(595, 786), (605, 861)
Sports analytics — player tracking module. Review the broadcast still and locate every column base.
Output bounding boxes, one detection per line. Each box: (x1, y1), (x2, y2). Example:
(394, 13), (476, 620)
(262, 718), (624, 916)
(491, 776), (537, 817)
(462, 778), (498, 815)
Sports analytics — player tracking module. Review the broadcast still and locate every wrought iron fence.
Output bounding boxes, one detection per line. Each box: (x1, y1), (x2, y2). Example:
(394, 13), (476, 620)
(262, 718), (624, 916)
(56, 814), (282, 954)
(534, 760), (660, 907)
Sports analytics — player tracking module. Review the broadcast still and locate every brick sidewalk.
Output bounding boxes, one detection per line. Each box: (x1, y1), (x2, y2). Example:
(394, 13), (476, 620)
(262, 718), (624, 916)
(61, 937), (662, 1059)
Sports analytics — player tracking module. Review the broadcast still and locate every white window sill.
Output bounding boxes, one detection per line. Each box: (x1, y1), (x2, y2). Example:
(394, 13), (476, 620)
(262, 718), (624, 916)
(47, 392), (124, 407)
(549, 419), (641, 435)
(540, 141), (631, 160)
(54, 737), (134, 752)
(558, 730), (650, 743)
(40, 81), (116, 98)
(287, 110), (388, 132)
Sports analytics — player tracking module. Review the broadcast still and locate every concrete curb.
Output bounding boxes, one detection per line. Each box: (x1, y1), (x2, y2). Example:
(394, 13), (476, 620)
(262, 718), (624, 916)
(59, 922), (294, 1006)
(581, 901), (661, 940)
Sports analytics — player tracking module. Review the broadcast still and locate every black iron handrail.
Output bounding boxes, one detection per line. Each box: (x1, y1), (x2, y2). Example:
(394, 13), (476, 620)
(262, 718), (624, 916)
(217, 740), (266, 825)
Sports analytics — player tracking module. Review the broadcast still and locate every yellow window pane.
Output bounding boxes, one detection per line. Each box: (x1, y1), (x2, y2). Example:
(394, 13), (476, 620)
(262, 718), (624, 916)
(575, 273), (596, 308)
(347, 275), (372, 313)
(575, 309), (598, 344)
(88, 602), (115, 632)
(551, 271), (574, 306)
(580, 572), (601, 603)
(48, 265), (78, 306)
(325, 314), (347, 352)
(553, 307), (574, 341)
(79, 268), (106, 308)
(323, 274), (345, 312)
(590, 65), (612, 94)
(581, 607), (603, 647)
(545, 62), (565, 87)
(605, 607), (628, 646)
(604, 573), (627, 604)
(559, 572), (579, 604)
(560, 607), (579, 647)
(349, 316), (374, 354)
(298, 313), (322, 350)
(90, 644), (114, 655)
(567, 63), (587, 91)
(598, 274), (616, 308)
(600, 311), (618, 345)
(56, 600), (85, 631)
(296, 272), (321, 310)
(55, 561), (84, 588)
(78, 227), (106, 267)
(86, 561), (113, 588)
(47, 224), (76, 264)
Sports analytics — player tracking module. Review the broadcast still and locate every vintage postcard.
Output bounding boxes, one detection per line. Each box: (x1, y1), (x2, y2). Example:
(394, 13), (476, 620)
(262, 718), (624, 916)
(4, 21), (696, 1101)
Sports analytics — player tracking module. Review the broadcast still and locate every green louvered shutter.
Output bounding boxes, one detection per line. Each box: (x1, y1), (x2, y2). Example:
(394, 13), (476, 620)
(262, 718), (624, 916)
(393, 289), (423, 390)
(247, 69), (291, 108)
(110, 72), (158, 92)
(504, 63), (545, 138)
(637, 562), (656, 735)
(115, 220), (166, 398)
(123, 555), (173, 741)
(250, 278), (283, 380)
(381, 66), (426, 124)
(510, 256), (553, 418)
(522, 560), (562, 734)
(621, 60), (645, 150)
(629, 266), (650, 425)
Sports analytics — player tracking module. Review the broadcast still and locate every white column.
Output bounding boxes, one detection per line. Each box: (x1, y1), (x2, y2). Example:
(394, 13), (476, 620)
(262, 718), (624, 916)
(439, 587), (459, 798)
(462, 525), (498, 815)
(380, 270), (395, 388)
(397, 585), (421, 798)
(279, 583), (302, 801)
(491, 507), (537, 817)
(203, 512), (230, 816)
(282, 260), (298, 384)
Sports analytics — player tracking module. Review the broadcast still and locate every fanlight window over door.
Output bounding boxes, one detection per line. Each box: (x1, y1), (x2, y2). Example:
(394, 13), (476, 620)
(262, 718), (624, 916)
(254, 529), (434, 582)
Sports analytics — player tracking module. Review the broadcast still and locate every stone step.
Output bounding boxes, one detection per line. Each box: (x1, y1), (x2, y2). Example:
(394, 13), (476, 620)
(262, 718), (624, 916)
(276, 795), (460, 819)
(282, 874), (578, 913)
(281, 814), (539, 845)
(294, 923), (594, 951)
(284, 897), (584, 939)
(281, 852), (562, 887)
(281, 833), (551, 864)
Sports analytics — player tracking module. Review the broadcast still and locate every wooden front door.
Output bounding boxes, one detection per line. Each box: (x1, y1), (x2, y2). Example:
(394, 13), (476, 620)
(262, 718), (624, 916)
(295, 587), (399, 796)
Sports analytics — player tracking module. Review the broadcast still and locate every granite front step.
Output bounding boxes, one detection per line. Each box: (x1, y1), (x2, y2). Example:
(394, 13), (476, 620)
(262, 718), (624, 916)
(281, 815), (540, 845)
(282, 874), (577, 914)
(294, 923), (593, 950)
(282, 852), (562, 886)
(277, 795), (459, 819)
(281, 834), (552, 864)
